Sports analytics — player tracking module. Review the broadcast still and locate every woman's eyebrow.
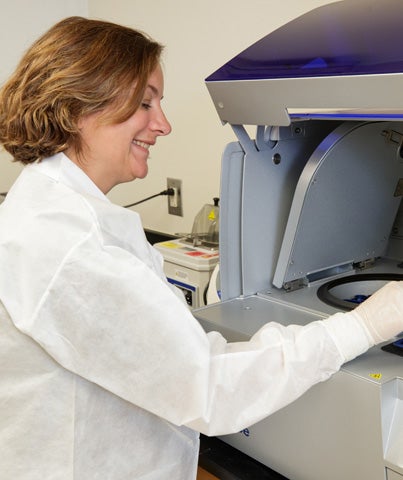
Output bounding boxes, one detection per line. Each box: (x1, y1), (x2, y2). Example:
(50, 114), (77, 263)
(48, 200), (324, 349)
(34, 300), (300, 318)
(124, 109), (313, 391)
(146, 84), (163, 99)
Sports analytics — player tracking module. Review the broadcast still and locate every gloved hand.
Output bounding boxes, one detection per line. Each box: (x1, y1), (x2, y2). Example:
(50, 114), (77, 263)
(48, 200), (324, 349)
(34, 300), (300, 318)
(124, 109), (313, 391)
(350, 281), (403, 344)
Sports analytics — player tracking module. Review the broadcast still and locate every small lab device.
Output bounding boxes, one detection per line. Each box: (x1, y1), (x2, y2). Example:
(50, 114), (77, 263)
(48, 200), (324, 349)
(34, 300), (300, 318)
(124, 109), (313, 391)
(155, 200), (219, 308)
(194, 1), (403, 479)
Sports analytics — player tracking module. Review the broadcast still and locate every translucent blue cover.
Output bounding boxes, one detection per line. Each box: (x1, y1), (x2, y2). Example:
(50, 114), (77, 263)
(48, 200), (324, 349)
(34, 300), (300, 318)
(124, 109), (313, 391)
(206, 0), (403, 81)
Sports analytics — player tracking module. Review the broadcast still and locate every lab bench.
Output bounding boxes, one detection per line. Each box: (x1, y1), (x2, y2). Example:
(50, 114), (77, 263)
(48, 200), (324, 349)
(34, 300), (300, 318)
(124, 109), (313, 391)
(198, 435), (288, 480)
(144, 229), (179, 245)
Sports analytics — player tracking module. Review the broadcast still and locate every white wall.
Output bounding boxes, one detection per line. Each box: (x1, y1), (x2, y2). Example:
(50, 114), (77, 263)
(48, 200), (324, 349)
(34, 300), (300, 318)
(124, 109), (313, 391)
(0, 0), (88, 193)
(0, 0), (335, 235)
(89, 0), (335, 235)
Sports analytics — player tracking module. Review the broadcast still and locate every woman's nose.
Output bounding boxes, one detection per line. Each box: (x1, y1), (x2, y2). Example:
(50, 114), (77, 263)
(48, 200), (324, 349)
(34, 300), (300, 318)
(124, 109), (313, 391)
(154, 108), (172, 136)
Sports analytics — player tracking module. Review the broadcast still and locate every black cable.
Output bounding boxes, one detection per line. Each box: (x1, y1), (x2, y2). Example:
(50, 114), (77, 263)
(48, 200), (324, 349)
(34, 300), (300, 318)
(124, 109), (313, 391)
(0, 188), (175, 208)
(0, 189), (174, 207)
(123, 188), (174, 208)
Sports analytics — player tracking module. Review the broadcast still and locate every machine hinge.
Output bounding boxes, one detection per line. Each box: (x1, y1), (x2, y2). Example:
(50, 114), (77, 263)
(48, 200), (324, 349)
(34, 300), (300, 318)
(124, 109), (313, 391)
(381, 129), (403, 146)
(283, 278), (306, 292)
(353, 258), (376, 270)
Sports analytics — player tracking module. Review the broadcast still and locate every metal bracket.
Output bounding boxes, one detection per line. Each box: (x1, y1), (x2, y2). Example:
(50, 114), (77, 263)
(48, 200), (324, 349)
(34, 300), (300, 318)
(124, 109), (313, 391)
(353, 258), (376, 270)
(283, 278), (306, 292)
(231, 124), (258, 155)
(381, 128), (403, 146)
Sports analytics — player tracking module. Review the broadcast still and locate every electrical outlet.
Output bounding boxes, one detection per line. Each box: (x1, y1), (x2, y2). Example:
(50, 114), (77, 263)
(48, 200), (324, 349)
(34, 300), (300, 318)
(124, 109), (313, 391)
(167, 178), (183, 216)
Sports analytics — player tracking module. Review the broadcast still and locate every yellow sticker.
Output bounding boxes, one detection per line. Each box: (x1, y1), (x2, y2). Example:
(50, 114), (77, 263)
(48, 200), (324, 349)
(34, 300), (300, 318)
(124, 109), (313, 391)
(208, 210), (216, 221)
(369, 373), (382, 380)
(160, 242), (180, 249)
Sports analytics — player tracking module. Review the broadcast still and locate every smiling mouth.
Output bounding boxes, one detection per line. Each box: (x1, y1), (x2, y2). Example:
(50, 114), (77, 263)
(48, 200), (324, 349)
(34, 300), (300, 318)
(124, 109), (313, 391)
(132, 140), (151, 150)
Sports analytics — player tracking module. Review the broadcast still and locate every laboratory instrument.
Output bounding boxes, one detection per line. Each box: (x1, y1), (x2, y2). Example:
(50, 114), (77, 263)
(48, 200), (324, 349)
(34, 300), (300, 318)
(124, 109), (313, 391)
(194, 1), (403, 479)
(155, 199), (219, 308)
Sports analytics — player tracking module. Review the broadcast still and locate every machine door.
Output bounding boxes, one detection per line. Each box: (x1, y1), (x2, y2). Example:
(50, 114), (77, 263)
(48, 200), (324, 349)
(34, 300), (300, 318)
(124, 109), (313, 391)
(273, 121), (403, 290)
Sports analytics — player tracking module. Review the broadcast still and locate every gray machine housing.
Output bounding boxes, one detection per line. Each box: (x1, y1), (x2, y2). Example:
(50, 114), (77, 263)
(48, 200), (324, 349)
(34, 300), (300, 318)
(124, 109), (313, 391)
(194, 1), (403, 475)
(194, 119), (403, 480)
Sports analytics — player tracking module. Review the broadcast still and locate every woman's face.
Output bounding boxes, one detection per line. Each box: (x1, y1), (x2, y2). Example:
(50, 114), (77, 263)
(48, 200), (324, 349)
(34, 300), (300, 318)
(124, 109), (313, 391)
(66, 64), (171, 194)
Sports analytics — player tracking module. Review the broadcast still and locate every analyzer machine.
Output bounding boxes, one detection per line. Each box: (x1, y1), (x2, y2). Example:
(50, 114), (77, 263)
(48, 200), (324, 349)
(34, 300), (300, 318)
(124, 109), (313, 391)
(194, 1), (403, 479)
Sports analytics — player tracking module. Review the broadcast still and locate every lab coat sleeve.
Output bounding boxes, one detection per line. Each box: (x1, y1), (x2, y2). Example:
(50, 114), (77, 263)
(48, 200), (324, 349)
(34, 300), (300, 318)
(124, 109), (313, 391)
(187, 311), (371, 435)
(19, 224), (370, 437)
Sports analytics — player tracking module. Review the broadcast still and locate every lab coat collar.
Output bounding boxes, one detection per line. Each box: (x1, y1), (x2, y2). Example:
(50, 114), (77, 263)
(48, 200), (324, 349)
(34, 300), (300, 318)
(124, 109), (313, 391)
(24, 152), (165, 276)
(28, 152), (108, 202)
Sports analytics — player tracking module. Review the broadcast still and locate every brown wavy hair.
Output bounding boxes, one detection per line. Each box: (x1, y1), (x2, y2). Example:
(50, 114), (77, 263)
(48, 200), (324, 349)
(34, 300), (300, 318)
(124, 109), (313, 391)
(0, 16), (163, 164)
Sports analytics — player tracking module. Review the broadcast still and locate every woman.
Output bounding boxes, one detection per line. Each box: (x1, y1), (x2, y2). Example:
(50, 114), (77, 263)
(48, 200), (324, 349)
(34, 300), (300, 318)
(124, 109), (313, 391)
(0, 16), (402, 480)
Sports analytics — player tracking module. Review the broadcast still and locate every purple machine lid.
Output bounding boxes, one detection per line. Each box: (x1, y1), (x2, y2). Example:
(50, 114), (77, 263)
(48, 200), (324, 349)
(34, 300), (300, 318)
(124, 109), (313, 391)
(207, 0), (403, 81)
(206, 0), (403, 125)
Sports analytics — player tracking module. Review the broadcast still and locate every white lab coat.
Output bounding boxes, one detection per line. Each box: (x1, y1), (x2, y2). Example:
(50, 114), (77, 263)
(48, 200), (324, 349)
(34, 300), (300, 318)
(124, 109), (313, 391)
(0, 153), (372, 480)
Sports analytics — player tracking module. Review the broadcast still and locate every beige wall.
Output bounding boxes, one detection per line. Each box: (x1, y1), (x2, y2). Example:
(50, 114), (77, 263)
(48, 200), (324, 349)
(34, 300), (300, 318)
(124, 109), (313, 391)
(89, 0), (336, 235)
(0, 0), (336, 235)
(0, 0), (88, 193)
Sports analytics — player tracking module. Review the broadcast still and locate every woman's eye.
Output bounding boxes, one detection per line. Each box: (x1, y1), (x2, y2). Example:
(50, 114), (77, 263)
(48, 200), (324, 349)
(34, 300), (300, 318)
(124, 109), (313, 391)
(141, 102), (152, 110)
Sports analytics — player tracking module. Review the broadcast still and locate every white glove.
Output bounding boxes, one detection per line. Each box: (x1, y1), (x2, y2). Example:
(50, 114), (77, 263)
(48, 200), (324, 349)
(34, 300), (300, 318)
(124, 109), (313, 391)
(350, 281), (403, 344)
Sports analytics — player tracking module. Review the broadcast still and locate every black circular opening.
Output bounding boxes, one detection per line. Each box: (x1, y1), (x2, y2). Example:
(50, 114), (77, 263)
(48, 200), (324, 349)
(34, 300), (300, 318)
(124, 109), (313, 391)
(317, 273), (403, 311)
